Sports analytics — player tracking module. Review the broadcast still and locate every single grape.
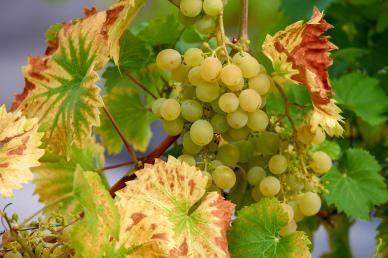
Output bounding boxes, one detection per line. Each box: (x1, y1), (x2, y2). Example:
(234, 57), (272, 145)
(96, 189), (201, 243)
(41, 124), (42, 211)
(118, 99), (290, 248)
(188, 66), (204, 86)
(181, 85), (196, 99)
(226, 127), (250, 141)
(247, 109), (268, 131)
(210, 113), (229, 134)
(234, 140), (254, 163)
(311, 151), (332, 174)
(232, 52), (260, 78)
(190, 119), (214, 146)
(227, 109), (248, 128)
(247, 166), (266, 186)
(203, 0), (223, 16)
(181, 99), (203, 122)
(184, 48), (204, 67)
(178, 154), (196, 166)
(151, 98), (166, 117)
(218, 92), (239, 113)
(180, 0), (202, 17)
(216, 144), (240, 168)
(259, 176), (281, 197)
(251, 132), (280, 155)
(171, 63), (190, 82)
(196, 84), (220, 102)
(195, 15), (216, 34)
(239, 89), (261, 112)
(156, 49), (181, 71)
(281, 203), (295, 223)
(182, 133), (202, 154)
(280, 220), (297, 237)
(226, 77), (245, 92)
(212, 165), (236, 189)
(200, 57), (222, 82)
(312, 127), (326, 144)
(248, 73), (271, 95)
(288, 200), (304, 222)
(247, 155), (267, 169)
(297, 192), (321, 216)
(251, 185), (263, 202)
(268, 154), (288, 175)
(3, 252), (23, 258)
(220, 64), (243, 86)
(162, 117), (184, 136)
(160, 99), (181, 121)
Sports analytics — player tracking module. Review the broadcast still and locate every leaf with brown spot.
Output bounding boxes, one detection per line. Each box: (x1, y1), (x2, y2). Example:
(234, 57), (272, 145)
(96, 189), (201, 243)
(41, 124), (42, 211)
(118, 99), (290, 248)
(115, 157), (235, 257)
(0, 105), (44, 197)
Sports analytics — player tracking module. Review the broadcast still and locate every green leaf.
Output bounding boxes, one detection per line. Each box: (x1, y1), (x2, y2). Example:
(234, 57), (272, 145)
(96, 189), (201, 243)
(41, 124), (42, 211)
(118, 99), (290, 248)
(70, 169), (120, 258)
(280, 0), (334, 21)
(322, 149), (388, 220)
(227, 168), (249, 210)
(228, 198), (311, 258)
(311, 141), (342, 160)
(332, 72), (388, 125)
(102, 66), (133, 93)
(97, 88), (155, 154)
(45, 23), (63, 43)
(33, 142), (105, 215)
(137, 14), (183, 46)
(119, 31), (154, 70)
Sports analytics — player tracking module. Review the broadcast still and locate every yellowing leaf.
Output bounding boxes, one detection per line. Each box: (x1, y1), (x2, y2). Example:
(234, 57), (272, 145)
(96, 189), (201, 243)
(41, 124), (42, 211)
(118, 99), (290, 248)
(0, 105), (44, 197)
(11, 0), (145, 156)
(263, 8), (343, 136)
(115, 157), (235, 257)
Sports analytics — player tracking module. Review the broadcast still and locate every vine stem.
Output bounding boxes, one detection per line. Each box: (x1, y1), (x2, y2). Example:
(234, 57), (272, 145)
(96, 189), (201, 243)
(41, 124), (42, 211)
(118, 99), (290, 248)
(239, 0), (249, 50)
(109, 135), (179, 197)
(273, 81), (297, 133)
(123, 71), (157, 100)
(102, 106), (138, 163)
(98, 161), (134, 171)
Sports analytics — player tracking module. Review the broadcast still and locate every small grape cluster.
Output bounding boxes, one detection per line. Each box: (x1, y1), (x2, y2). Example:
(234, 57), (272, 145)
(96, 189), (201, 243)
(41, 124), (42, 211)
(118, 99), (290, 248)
(178, 0), (224, 34)
(152, 45), (332, 233)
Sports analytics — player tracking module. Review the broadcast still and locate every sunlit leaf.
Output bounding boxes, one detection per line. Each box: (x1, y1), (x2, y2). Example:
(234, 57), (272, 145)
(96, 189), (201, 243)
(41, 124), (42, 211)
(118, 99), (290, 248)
(0, 105), (44, 198)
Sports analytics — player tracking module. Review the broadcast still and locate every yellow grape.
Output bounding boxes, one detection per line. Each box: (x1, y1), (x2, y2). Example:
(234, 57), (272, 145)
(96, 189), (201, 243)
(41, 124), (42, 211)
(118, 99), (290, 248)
(212, 165), (236, 189)
(156, 49), (181, 71)
(259, 176), (281, 197)
(311, 151), (332, 175)
(218, 92), (239, 113)
(297, 192), (321, 216)
(160, 99), (181, 121)
(220, 64), (243, 86)
(180, 0), (202, 17)
(268, 154), (288, 175)
(200, 57), (222, 82)
(184, 48), (204, 67)
(162, 117), (184, 136)
(178, 154), (196, 166)
(227, 109), (248, 128)
(247, 110), (268, 132)
(190, 119), (214, 146)
(239, 89), (261, 112)
(248, 73), (271, 95)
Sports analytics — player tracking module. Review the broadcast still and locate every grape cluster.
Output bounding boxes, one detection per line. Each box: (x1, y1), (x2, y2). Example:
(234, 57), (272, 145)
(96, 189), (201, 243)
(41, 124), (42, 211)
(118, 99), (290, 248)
(153, 45), (332, 229)
(178, 0), (224, 34)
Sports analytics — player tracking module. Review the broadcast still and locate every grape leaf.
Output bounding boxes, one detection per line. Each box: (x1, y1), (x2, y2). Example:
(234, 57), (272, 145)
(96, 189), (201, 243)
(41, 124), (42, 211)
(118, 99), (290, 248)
(70, 169), (120, 258)
(33, 141), (105, 215)
(114, 157), (235, 257)
(332, 72), (388, 125)
(11, 0), (144, 156)
(103, 66), (133, 93)
(322, 149), (388, 220)
(97, 88), (155, 154)
(0, 105), (44, 198)
(311, 141), (341, 160)
(280, 0), (334, 21)
(228, 198), (311, 258)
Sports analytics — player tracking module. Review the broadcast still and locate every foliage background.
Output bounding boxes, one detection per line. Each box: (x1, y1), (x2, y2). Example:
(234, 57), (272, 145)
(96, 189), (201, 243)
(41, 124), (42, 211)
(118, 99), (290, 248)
(0, 0), (386, 257)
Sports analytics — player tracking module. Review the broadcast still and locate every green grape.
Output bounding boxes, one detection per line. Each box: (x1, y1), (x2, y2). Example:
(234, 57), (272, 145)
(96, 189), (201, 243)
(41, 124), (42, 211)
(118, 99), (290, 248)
(247, 166), (266, 186)
(248, 73), (271, 95)
(162, 117), (184, 136)
(259, 176), (280, 197)
(190, 119), (214, 146)
(196, 84), (220, 102)
(184, 48), (204, 67)
(239, 89), (261, 112)
(178, 154), (196, 166)
(203, 0), (223, 16)
(200, 57), (222, 82)
(286, 174), (304, 191)
(218, 92), (239, 113)
(181, 99), (203, 122)
(251, 132), (280, 155)
(297, 125), (314, 145)
(226, 77), (245, 92)
(151, 98), (166, 117)
(178, 11), (197, 26)
(160, 99), (181, 121)
(180, 0), (202, 17)
(247, 109), (269, 132)
(3, 252), (23, 258)
(227, 126), (250, 141)
(171, 63), (190, 82)
(216, 144), (240, 167)
(311, 151), (332, 175)
(297, 192), (321, 216)
(288, 200), (304, 222)
(220, 64), (242, 86)
(195, 15), (216, 34)
(212, 165), (236, 189)
(156, 49), (181, 71)
(211, 99), (224, 114)
(280, 220), (297, 237)
(188, 66), (204, 86)
(210, 113), (229, 134)
(268, 154), (288, 175)
(312, 127), (326, 144)
(251, 185), (263, 202)
(227, 109), (248, 128)
(182, 132), (202, 154)
(281, 203), (294, 223)
(181, 85), (196, 99)
(247, 154), (267, 168)
(210, 159), (223, 170)
(232, 52), (260, 78)
(234, 140), (254, 163)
